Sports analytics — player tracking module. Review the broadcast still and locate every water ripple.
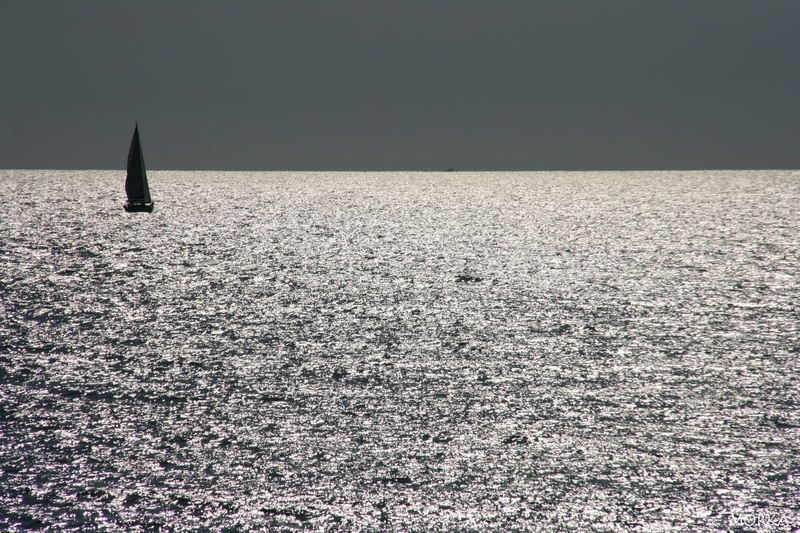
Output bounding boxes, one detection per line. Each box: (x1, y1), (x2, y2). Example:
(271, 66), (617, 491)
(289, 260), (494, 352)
(1, 170), (798, 531)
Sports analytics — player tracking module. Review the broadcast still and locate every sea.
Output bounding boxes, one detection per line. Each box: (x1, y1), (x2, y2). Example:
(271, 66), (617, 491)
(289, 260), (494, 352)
(1, 169), (798, 532)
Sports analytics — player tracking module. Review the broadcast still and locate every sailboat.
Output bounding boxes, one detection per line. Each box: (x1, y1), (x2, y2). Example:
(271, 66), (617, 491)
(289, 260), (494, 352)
(123, 123), (154, 212)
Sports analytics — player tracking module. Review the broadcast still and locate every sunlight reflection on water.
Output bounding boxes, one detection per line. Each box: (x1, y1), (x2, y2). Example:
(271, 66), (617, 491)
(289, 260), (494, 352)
(1, 170), (799, 531)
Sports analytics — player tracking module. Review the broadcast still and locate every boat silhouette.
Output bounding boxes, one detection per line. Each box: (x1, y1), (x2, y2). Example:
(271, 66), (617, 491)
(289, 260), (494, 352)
(123, 123), (153, 212)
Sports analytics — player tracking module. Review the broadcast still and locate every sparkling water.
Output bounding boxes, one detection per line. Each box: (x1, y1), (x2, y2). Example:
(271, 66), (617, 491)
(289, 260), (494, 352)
(1, 170), (798, 531)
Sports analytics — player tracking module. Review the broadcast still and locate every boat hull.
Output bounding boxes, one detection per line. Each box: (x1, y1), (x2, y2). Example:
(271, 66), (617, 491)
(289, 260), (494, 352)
(123, 201), (154, 213)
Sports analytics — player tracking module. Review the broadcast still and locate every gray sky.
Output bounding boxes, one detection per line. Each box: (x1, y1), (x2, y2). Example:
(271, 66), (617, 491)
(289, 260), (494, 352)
(2, 1), (799, 171)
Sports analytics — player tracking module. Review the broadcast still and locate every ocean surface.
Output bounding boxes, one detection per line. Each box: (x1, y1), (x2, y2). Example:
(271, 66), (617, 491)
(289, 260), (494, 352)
(1, 169), (798, 532)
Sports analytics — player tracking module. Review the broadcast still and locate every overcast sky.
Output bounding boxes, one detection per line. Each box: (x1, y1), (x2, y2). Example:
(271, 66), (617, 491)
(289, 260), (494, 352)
(2, 1), (799, 171)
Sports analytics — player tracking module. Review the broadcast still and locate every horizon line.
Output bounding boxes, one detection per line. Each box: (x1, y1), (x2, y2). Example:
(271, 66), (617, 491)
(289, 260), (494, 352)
(3, 167), (799, 173)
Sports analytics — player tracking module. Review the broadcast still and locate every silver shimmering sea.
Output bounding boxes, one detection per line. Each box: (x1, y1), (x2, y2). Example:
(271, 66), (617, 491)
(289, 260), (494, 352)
(1, 170), (799, 531)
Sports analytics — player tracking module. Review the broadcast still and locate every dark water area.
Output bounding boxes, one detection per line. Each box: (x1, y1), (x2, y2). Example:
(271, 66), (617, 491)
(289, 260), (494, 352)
(1, 170), (799, 531)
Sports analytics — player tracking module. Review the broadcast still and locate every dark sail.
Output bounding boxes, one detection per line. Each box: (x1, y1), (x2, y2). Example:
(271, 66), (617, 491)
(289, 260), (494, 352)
(124, 123), (153, 211)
